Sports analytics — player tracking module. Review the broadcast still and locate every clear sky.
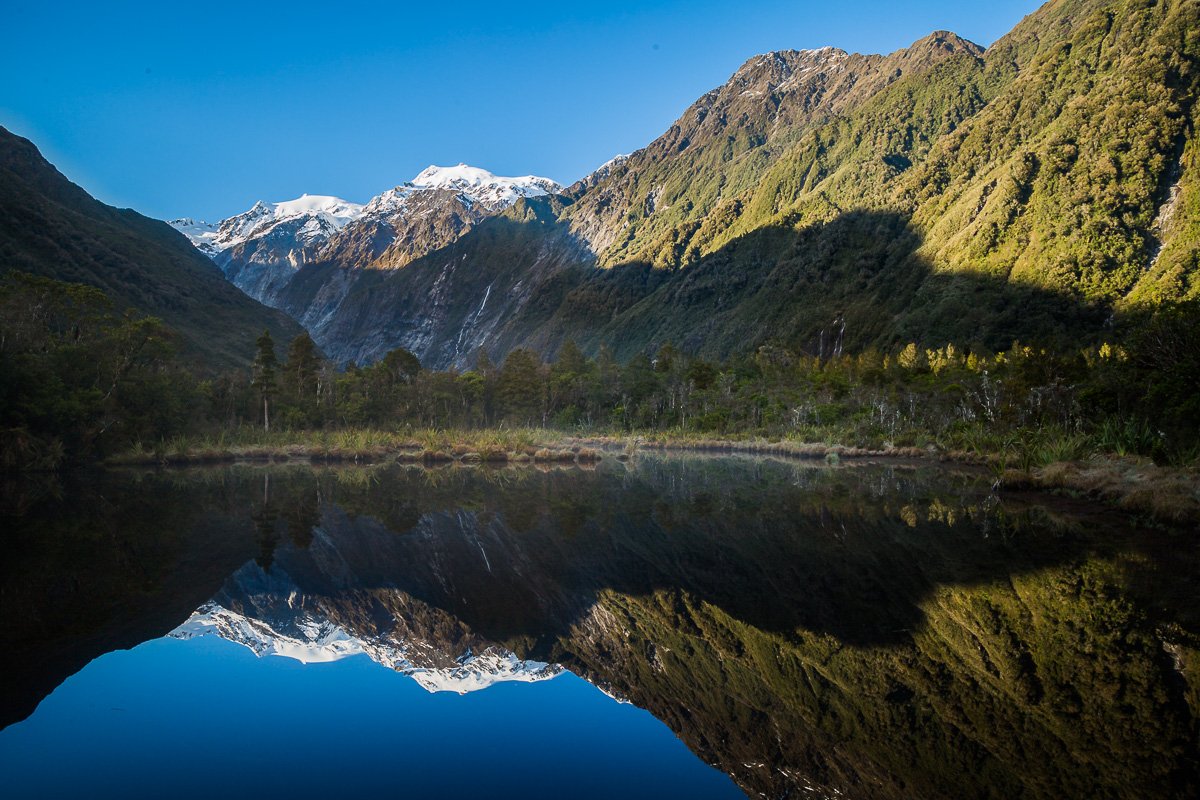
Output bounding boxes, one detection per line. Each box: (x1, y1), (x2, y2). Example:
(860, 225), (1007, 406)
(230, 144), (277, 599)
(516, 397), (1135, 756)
(1, 1), (1044, 221)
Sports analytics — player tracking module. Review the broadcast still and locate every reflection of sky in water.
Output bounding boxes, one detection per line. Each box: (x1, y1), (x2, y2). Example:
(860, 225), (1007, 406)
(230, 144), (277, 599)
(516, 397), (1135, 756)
(0, 635), (743, 799)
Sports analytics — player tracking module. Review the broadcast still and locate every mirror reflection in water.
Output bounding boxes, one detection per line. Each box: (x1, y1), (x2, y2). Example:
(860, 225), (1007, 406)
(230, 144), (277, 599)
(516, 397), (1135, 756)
(2, 456), (1196, 799)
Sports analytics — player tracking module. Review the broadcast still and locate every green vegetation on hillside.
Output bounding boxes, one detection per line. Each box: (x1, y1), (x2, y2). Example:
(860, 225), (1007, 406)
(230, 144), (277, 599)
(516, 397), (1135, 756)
(0, 126), (303, 369)
(564, 0), (1200, 358)
(278, 0), (1200, 374)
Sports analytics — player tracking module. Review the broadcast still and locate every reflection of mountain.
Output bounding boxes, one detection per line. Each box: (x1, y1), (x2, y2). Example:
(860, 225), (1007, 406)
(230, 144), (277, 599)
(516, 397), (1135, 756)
(170, 563), (562, 694)
(6, 459), (1198, 799)
(187, 461), (1200, 799)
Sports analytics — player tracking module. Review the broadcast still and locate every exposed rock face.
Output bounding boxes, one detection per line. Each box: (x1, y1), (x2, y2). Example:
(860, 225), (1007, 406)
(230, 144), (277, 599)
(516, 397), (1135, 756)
(171, 166), (562, 287)
(170, 166), (566, 366)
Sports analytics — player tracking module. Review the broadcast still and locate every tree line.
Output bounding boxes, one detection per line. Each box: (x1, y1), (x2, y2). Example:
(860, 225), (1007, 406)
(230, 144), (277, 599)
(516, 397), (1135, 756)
(3, 270), (1198, 469)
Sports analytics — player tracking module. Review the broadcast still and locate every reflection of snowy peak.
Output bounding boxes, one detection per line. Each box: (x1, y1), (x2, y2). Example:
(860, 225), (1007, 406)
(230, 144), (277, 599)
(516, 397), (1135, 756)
(170, 597), (562, 695)
(409, 648), (562, 694)
(172, 602), (369, 664)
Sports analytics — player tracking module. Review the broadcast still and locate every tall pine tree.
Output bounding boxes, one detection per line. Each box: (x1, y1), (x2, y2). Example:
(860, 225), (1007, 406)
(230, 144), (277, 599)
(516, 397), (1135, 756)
(252, 330), (278, 432)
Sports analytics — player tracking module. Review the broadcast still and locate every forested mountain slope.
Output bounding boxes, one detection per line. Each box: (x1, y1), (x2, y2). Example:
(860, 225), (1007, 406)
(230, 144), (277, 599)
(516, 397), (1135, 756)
(0, 127), (303, 370)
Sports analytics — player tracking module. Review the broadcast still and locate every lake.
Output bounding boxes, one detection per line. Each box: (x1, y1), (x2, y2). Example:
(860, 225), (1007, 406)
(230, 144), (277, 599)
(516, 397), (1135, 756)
(2, 456), (1197, 799)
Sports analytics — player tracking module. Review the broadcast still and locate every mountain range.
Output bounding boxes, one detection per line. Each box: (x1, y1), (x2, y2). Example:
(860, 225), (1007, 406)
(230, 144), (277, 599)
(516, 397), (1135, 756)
(2, 0), (1195, 374)
(165, 0), (1199, 369)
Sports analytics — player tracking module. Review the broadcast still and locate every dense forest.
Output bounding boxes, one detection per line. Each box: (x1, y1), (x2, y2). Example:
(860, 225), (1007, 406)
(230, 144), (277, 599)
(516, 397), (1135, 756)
(3, 269), (1197, 471)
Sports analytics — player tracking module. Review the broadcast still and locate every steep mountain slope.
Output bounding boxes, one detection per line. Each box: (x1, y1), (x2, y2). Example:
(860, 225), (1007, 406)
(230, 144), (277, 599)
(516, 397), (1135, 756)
(0, 126), (303, 370)
(560, 31), (987, 266)
(557, 0), (1200, 359)
(173, 194), (365, 303)
(174, 0), (1200, 369)
(193, 30), (994, 368)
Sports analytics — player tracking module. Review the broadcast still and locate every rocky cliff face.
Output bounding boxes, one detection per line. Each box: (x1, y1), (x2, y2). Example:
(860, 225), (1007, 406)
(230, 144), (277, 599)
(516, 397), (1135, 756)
(170, 165), (565, 366)
(171, 166), (561, 293)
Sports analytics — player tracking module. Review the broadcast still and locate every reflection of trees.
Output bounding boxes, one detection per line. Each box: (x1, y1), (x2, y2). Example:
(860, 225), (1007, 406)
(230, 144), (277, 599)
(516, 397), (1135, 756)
(252, 473), (280, 572)
(283, 496), (320, 550)
(3, 468), (268, 729)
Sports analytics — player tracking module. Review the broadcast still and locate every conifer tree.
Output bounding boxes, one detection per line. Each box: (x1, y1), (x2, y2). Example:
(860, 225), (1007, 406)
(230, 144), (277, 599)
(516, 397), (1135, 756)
(252, 330), (278, 432)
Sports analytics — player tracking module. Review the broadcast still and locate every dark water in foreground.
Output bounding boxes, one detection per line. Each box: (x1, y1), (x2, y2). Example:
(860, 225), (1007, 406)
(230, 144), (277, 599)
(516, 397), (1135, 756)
(1, 456), (1197, 799)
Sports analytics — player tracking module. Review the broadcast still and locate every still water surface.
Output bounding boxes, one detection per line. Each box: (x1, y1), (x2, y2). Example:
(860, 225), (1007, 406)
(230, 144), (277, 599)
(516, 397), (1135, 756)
(2, 456), (1197, 799)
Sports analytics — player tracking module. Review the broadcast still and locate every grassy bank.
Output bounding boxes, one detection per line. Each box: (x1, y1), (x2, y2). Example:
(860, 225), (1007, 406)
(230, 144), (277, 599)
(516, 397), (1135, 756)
(106, 425), (1200, 525)
(1000, 457), (1200, 525)
(106, 426), (937, 468)
(106, 428), (603, 467)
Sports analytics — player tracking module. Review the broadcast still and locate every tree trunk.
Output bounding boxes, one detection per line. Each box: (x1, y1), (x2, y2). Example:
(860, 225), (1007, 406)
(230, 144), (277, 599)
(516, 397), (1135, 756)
(263, 395), (270, 433)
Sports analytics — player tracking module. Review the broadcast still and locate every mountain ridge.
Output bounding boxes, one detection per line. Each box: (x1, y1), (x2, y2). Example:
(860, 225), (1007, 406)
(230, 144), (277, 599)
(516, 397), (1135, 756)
(0, 125), (303, 370)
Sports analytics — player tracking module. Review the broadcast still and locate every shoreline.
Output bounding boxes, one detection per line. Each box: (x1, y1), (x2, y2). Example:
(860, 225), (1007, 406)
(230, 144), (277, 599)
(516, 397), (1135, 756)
(103, 430), (1199, 526)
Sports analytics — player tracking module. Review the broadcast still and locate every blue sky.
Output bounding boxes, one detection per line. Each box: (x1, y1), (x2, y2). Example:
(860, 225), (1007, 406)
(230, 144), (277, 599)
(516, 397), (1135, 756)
(1, 1), (1043, 221)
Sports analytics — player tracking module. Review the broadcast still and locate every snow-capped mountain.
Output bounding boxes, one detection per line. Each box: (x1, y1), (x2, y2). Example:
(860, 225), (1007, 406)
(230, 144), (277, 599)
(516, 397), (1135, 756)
(168, 165), (563, 331)
(170, 166), (560, 264)
(215, 194), (365, 250)
(172, 601), (562, 694)
(168, 217), (222, 257)
(408, 163), (561, 209)
(170, 193), (365, 259)
(359, 164), (559, 218)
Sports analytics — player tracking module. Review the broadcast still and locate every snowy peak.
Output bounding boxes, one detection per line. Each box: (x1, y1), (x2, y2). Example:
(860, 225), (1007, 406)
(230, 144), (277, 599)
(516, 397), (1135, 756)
(169, 194), (365, 257)
(169, 217), (222, 257)
(360, 185), (417, 216)
(407, 163), (562, 209)
(217, 193), (364, 245)
(171, 165), (560, 264)
(270, 193), (365, 221)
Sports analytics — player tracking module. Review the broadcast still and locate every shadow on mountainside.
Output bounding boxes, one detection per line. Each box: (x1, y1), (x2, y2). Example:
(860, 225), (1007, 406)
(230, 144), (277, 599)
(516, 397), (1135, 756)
(274, 460), (1198, 649)
(580, 209), (1115, 362)
(271, 203), (1119, 370)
